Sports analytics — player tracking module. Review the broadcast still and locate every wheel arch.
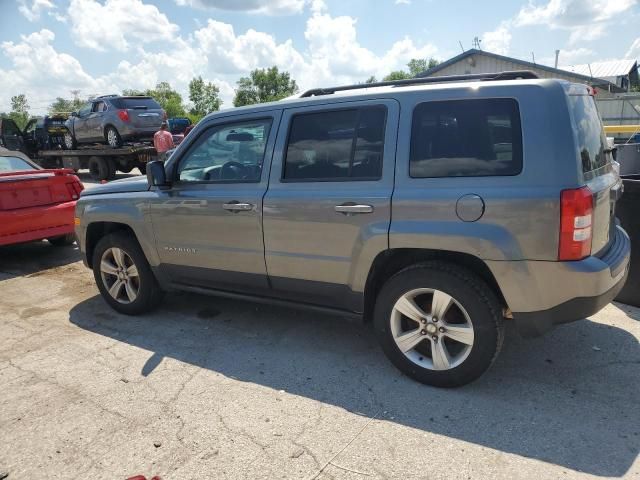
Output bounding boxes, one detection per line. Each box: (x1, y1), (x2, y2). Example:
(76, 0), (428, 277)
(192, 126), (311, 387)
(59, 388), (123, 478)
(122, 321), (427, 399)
(363, 248), (507, 322)
(85, 222), (139, 269)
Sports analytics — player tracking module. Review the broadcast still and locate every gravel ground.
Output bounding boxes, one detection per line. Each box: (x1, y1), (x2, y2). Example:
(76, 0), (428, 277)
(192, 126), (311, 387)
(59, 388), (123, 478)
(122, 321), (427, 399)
(0, 230), (639, 479)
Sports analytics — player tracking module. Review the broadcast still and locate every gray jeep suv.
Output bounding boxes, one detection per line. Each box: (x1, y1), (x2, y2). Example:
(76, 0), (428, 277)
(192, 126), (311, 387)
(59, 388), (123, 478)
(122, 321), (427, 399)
(64, 95), (165, 149)
(75, 72), (630, 387)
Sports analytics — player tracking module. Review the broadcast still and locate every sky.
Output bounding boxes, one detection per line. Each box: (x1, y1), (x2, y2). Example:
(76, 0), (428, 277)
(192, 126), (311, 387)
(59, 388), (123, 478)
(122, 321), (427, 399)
(0, 0), (638, 114)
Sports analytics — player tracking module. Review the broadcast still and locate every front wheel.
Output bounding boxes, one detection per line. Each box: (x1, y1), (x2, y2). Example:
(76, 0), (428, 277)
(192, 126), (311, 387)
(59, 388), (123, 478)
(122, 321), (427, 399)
(92, 232), (164, 315)
(64, 131), (76, 150)
(373, 261), (504, 388)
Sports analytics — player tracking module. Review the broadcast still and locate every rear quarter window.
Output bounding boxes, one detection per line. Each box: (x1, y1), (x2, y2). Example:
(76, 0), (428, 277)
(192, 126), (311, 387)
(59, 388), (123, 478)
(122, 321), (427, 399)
(410, 98), (523, 178)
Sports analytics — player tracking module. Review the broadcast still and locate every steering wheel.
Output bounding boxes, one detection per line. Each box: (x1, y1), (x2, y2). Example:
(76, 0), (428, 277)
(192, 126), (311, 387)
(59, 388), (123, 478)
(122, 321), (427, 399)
(220, 161), (246, 180)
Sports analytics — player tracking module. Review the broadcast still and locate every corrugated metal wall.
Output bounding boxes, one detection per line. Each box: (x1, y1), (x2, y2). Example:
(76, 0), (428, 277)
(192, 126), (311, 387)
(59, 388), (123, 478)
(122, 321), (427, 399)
(597, 95), (640, 125)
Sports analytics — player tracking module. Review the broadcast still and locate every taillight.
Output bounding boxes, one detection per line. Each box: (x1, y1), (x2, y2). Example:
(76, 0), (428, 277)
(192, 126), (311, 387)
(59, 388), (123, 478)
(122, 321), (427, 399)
(559, 186), (593, 261)
(117, 109), (130, 122)
(65, 180), (84, 200)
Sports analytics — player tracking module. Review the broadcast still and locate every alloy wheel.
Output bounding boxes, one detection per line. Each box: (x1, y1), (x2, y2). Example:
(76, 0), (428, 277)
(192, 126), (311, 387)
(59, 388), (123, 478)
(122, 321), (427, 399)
(390, 288), (474, 371)
(100, 247), (140, 304)
(64, 132), (74, 149)
(107, 128), (119, 147)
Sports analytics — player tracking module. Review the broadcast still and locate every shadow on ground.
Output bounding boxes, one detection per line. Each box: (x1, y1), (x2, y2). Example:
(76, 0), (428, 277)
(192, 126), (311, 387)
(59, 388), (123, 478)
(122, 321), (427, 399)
(0, 241), (81, 280)
(70, 293), (640, 477)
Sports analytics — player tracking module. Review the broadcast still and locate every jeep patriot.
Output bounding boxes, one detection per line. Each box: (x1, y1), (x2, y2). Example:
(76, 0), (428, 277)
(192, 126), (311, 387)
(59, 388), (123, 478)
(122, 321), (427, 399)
(75, 72), (630, 387)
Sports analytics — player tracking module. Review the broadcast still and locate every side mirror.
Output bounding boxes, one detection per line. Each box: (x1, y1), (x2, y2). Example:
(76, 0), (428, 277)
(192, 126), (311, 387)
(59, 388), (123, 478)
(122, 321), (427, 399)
(147, 160), (169, 188)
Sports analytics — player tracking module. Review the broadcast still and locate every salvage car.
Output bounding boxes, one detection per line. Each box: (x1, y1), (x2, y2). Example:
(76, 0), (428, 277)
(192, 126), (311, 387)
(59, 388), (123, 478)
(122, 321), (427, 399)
(75, 72), (630, 387)
(64, 95), (165, 149)
(0, 115), (68, 159)
(0, 148), (83, 247)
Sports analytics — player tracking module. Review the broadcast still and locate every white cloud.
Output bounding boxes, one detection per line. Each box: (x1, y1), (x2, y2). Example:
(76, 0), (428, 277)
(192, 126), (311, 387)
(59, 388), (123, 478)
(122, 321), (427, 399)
(174, 0), (307, 15)
(18, 0), (57, 21)
(482, 23), (512, 55)
(395, 0), (412, 4)
(515, 0), (637, 45)
(549, 47), (595, 66)
(67, 0), (180, 52)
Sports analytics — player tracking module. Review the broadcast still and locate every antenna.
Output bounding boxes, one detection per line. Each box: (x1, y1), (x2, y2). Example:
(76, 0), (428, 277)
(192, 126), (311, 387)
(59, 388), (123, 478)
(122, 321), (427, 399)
(472, 37), (482, 50)
(458, 41), (465, 53)
(588, 64), (594, 78)
(531, 52), (536, 64)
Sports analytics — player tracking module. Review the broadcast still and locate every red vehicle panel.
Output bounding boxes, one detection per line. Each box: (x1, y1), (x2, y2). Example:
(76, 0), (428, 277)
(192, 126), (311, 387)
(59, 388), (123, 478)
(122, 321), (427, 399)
(0, 161), (84, 246)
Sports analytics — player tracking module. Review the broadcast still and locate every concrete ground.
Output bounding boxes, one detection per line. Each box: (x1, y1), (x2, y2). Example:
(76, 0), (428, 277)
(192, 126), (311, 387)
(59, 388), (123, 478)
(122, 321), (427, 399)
(1, 179), (639, 479)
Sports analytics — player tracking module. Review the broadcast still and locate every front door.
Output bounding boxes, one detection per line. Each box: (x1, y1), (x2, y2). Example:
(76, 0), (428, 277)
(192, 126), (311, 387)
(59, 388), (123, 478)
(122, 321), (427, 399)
(149, 111), (281, 292)
(73, 103), (93, 141)
(0, 118), (25, 153)
(262, 99), (398, 311)
(86, 101), (106, 141)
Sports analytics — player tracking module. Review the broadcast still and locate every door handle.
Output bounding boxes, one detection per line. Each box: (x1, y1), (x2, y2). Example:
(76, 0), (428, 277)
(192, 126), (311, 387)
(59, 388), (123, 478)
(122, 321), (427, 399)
(334, 204), (374, 214)
(223, 202), (254, 212)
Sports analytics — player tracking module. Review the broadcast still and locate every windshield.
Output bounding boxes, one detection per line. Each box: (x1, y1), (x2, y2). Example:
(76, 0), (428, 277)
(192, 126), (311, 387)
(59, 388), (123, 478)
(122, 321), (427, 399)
(0, 156), (36, 172)
(567, 94), (609, 175)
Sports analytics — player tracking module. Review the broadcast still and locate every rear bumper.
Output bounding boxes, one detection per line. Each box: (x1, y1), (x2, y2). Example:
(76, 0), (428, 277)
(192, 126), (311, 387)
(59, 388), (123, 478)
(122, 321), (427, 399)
(487, 225), (631, 337)
(0, 201), (76, 246)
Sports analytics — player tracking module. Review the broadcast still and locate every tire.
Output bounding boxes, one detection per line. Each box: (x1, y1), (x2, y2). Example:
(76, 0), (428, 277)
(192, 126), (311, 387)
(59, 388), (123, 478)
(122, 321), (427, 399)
(64, 131), (76, 150)
(48, 234), (76, 246)
(92, 232), (163, 315)
(105, 126), (123, 148)
(373, 261), (504, 388)
(137, 163), (147, 175)
(118, 164), (133, 174)
(88, 156), (111, 181)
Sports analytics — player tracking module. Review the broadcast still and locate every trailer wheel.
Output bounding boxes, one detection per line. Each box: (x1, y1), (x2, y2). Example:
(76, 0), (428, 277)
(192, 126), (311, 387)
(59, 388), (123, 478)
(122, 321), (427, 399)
(88, 156), (111, 181)
(64, 131), (76, 150)
(137, 163), (147, 175)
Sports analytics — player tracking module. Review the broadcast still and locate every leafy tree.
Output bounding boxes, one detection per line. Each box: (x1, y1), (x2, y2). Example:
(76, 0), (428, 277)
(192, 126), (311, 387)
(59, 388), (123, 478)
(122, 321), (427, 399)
(383, 70), (412, 81)
(365, 76), (377, 84)
(49, 97), (86, 113)
(9, 94), (30, 129)
(188, 76), (221, 120)
(233, 66), (298, 107)
(122, 88), (146, 96)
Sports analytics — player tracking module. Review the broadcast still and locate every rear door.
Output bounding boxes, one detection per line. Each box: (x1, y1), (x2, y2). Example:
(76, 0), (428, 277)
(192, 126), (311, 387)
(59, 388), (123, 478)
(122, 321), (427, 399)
(566, 87), (620, 255)
(0, 118), (26, 153)
(262, 99), (398, 311)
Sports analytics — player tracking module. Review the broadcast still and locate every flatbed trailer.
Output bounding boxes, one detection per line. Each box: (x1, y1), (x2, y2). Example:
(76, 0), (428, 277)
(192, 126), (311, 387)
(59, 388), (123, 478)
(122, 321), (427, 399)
(35, 143), (157, 181)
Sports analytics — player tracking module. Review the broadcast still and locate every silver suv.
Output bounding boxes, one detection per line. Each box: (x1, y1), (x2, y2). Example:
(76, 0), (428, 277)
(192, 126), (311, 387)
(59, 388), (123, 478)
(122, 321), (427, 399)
(64, 95), (165, 149)
(75, 72), (630, 387)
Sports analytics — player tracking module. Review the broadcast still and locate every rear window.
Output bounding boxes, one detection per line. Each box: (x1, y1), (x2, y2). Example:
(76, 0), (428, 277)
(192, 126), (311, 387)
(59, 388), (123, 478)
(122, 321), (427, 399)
(0, 156), (36, 172)
(410, 98), (523, 178)
(567, 94), (608, 174)
(112, 97), (162, 110)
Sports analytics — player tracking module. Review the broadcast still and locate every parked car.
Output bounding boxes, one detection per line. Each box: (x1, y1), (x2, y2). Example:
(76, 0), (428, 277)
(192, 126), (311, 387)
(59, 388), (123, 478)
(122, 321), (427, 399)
(0, 148), (83, 247)
(64, 95), (165, 149)
(75, 72), (630, 387)
(168, 117), (192, 146)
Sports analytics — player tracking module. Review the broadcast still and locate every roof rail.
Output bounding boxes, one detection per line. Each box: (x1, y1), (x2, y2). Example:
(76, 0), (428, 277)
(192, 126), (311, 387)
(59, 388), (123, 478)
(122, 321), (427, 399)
(300, 70), (539, 98)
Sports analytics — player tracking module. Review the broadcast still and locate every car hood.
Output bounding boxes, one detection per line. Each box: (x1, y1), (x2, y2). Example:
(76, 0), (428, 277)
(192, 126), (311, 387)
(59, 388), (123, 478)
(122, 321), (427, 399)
(81, 176), (150, 196)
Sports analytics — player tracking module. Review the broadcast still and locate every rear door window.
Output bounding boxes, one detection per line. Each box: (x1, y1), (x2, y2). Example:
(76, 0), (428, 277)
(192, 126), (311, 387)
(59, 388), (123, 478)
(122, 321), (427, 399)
(283, 106), (386, 181)
(567, 94), (609, 175)
(410, 98), (522, 178)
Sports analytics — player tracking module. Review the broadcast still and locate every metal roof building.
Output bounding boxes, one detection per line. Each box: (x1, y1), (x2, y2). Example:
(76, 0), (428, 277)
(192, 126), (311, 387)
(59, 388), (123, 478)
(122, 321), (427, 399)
(418, 49), (626, 96)
(558, 60), (639, 91)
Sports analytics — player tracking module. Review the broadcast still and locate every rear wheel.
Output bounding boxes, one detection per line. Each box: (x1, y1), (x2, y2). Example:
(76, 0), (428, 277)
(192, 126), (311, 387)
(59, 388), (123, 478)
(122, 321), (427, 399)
(48, 234), (76, 246)
(88, 156), (111, 181)
(92, 232), (163, 315)
(105, 126), (123, 148)
(373, 261), (504, 388)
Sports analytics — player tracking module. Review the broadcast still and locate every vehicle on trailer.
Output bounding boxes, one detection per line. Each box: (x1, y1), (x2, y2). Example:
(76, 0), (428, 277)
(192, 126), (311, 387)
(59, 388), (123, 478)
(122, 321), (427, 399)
(64, 95), (165, 149)
(1, 114), (71, 158)
(75, 71), (630, 387)
(0, 148), (83, 247)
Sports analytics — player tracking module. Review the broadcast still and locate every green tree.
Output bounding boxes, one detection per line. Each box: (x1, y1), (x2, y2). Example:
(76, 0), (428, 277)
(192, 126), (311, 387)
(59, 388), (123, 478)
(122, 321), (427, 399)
(383, 70), (412, 81)
(233, 66), (298, 107)
(147, 82), (186, 118)
(9, 94), (30, 129)
(188, 76), (222, 120)
(49, 95), (85, 114)
(364, 75), (377, 84)
(122, 88), (146, 96)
